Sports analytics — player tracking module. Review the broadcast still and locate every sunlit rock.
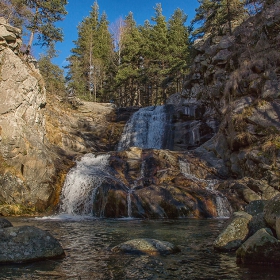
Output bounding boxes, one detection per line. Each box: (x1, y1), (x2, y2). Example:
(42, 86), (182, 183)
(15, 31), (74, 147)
(213, 211), (252, 251)
(111, 238), (180, 255)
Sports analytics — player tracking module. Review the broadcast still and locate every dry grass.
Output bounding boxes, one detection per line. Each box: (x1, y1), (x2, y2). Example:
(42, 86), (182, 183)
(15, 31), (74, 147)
(235, 131), (256, 145)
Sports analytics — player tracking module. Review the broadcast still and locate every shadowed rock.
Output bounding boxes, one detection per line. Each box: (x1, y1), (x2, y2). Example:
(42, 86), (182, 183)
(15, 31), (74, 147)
(0, 226), (65, 263)
(0, 218), (12, 228)
(236, 228), (280, 264)
(264, 194), (280, 230)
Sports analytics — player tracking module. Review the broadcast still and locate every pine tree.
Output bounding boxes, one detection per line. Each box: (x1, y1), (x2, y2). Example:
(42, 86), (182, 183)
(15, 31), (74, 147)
(38, 44), (65, 97)
(191, 0), (246, 38)
(0, 0), (32, 28)
(67, 1), (113, 101)
(149, 3), (169, 104)
(167, 8), (190, 93)
(24, 0), (67, 51)
(114, 12), (142, 106)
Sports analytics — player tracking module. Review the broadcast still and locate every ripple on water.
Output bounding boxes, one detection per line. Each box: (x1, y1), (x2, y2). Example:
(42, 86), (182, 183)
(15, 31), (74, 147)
(1, 218), (280, 280)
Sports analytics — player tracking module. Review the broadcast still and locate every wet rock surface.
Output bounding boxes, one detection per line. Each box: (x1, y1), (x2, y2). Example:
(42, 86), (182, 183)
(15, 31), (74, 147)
(0, 225), (65, 263)
(111, 238), (180, 255)
(62, 147), (233, 219)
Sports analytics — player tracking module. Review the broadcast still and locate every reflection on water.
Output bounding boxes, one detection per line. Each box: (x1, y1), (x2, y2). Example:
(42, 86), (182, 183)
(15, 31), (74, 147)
(1, 218), (280, 279)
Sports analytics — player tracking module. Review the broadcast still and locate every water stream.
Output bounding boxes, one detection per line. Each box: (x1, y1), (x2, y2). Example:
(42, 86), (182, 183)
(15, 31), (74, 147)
(118, 105), (171, 151)
(2, 217), (280, 280)
(179, 160), (231, 218)
(60, 105), (230, 218)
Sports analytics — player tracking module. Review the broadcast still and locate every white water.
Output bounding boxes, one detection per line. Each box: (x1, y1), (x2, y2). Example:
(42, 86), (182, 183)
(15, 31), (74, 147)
(60, 154), (110, 216)
(60, 104), (230, 219)
(117, 105), (168, 151)
(179, 160), (231, 218)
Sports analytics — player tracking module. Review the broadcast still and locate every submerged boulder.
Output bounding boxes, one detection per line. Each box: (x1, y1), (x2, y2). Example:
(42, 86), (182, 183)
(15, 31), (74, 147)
(111, 238), (180, 255)
(236, 228), (280, 264)
(213, 211), (252, 251)
(0, 218), (12, 228)
(0, 226), (65, 263)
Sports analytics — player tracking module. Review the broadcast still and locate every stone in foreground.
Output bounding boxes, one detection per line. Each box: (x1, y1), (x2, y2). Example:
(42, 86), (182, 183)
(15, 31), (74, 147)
(213, 211), (252, 251)
(264, 194), (280, 230)
(0, 226), (65, 263)
(236, 228), (280, 264)
(111, 238), (180, 255)
(0, 218), (12, 228)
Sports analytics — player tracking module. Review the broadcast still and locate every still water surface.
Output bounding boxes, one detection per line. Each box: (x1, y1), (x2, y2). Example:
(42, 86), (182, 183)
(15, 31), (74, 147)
(1, 217), (280, 279)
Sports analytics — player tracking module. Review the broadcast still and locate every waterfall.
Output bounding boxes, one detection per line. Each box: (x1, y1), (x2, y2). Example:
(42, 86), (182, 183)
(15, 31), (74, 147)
(60, 154), (110, 216)
(179, 160), (231, 218)
(117, 105), (170, 151)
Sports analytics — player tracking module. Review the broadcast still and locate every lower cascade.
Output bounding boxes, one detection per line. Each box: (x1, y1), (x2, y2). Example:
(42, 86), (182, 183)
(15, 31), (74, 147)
(60, 154), (111, 216)
(60, 105), (232, 218)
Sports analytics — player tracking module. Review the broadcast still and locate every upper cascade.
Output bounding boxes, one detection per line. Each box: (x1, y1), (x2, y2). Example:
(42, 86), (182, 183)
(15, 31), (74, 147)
(117, 105), (173, 151)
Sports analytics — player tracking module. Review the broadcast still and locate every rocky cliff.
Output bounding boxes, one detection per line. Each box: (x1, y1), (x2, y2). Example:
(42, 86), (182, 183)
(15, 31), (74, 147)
(0, 18), (55, 214)
(0, 18), (125, 215)
(180, 2), (280, 203)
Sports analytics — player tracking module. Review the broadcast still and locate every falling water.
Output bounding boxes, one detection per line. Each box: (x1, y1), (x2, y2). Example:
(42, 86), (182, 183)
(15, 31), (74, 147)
(60, 154), (110, 216)
(117, 105), (170, 151)
(179, 160), (231, 218)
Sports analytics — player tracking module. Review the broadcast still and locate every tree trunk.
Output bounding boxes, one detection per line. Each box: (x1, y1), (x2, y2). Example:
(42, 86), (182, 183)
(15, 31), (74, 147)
(27, 31), (34, 53)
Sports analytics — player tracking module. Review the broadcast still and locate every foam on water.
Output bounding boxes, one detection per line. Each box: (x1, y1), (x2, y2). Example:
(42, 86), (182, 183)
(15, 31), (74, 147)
(60, 154), (110, 216)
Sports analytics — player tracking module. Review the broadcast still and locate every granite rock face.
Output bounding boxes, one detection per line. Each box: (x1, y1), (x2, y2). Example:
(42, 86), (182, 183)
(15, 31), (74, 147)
(0, 20), (56, 213)
(181, 2), (280, 201)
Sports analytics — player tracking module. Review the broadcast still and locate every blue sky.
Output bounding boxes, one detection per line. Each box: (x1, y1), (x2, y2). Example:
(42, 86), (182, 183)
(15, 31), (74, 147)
(36, 0), (199, 67)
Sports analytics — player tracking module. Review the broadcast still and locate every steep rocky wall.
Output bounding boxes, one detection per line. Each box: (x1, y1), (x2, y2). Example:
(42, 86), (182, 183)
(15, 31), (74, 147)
(0, 18), (55, 214)
(181, 3), (280, 201)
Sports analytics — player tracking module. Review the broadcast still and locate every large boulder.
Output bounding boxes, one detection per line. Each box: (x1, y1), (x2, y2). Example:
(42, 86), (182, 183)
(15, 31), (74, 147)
(264, 194), (280, 230)
(111, 238), (180, 255)
(236, 228), (280, 264)
(213, 211), (252, 251)
(0, 226), (65, 263)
